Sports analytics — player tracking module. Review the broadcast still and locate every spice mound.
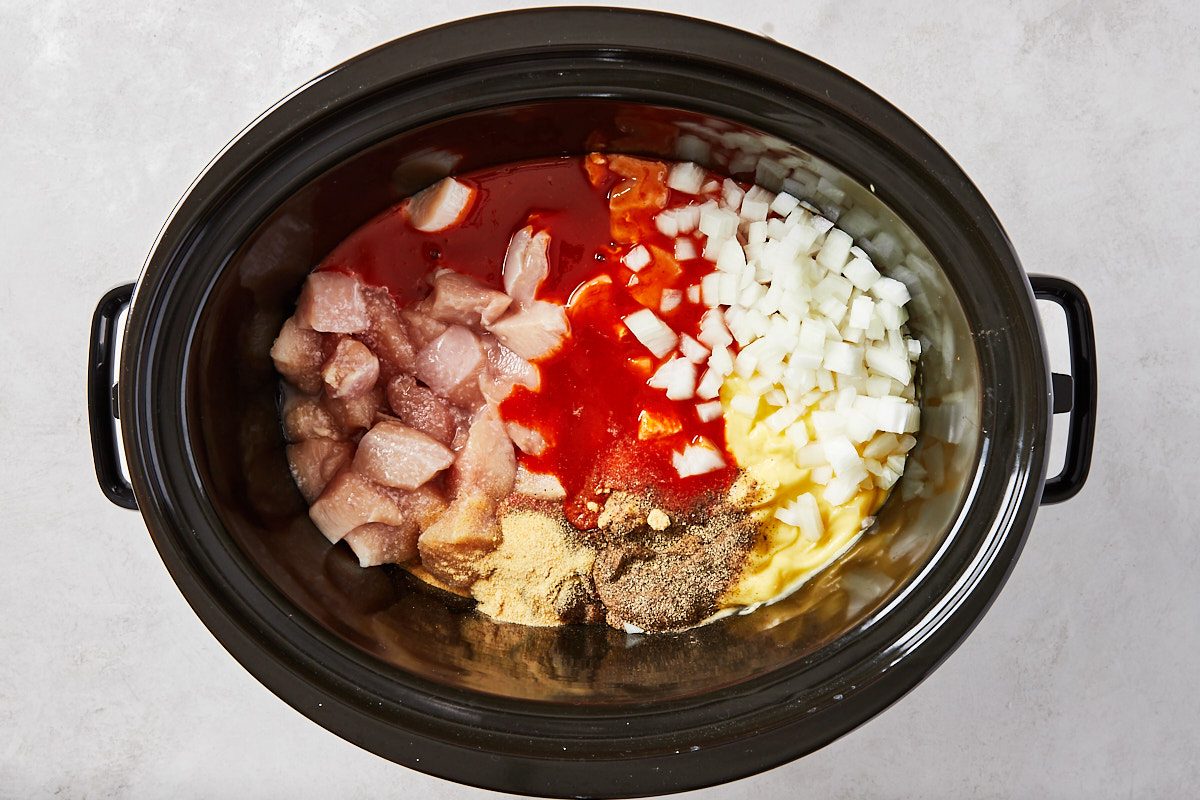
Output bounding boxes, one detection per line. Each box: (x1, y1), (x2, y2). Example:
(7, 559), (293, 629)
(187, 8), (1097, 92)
(271, 153), (922, 632)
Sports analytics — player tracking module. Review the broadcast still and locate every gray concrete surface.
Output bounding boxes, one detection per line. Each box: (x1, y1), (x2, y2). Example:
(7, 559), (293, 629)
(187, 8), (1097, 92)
(2, 1), (1197, 797)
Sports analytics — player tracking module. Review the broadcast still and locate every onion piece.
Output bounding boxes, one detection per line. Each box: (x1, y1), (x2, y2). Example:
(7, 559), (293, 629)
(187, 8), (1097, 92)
(647, 357), (697, 400)
(695, 400), (723, 422)
(675, 237), (698, 261)
(679, 334), (709, 364)
(667, 161), (706, 194)
(672, 439), (726, 478)
(623, 245), (651, 272)
(623, 309), (677, 358)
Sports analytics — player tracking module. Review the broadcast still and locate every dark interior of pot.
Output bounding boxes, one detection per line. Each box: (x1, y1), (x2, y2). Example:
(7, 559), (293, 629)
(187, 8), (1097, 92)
(191, 100), (981, 703)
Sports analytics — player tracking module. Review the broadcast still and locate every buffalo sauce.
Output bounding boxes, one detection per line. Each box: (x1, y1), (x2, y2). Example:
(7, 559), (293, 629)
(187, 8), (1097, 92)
(320, 155), (736, 531)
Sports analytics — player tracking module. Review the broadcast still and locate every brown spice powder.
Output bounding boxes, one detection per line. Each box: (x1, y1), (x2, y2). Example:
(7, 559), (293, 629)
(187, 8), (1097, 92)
(412, 473), (766, 632)
(587, 487), (762, 631)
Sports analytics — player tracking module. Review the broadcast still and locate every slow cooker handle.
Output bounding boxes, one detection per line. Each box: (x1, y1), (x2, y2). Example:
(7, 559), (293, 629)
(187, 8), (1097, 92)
(1030, 275), (1096, 504)
(88, 283), (138, 510)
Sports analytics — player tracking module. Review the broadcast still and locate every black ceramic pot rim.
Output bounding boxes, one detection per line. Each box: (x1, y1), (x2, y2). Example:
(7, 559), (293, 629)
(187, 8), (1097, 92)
(119, 8), (1050, 797)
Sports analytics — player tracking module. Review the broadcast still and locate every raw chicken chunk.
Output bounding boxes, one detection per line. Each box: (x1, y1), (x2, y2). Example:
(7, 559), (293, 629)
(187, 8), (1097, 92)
(352, 419), (454, 490)
(398, 482), (451, 529)
(386, 373), (460, 445)
(287, 438), (353, 503)
(296, 272), (369, 333)
(271, 316), (327, 394)
(502, 226), (551, 304)
(478, 334), (539, 404)
(343, 523), (419, 567)
(406, 177), (477, 232)
(357, 287), (416, 375)
(321, 337), (379, 399)
(450, 404), (517, 499)
(413, 325), (487, 408)
(514, 465), (567, 500)
(486, 300), (569, 361)
(326, 385), (385, 436)
(417, 496), (500, 588)
(401, 308), (449, 349)
(424, 270), (512, 328)
(506, 422), (547, 456)
(282, 390), (340, 442)
(308, 470), (410, 543)
(342, 485), (448, 567)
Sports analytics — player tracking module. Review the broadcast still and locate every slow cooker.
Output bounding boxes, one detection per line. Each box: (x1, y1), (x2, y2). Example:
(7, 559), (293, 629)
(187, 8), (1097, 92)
(86, 9), (1096, 797)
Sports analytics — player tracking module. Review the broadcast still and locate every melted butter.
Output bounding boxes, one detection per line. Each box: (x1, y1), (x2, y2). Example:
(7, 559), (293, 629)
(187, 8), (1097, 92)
(717, 376), (884, 609)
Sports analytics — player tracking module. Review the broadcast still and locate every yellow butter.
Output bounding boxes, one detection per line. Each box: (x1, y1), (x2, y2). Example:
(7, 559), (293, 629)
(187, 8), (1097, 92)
(718, 377), (883, 608)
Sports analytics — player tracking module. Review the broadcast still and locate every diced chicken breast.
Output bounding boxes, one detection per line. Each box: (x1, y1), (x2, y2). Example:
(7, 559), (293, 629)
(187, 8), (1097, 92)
(481, 334), (539, 387)
(413, 325), (486, 408)
(282, 390), (341, 442)
(417, 496), (500, 588)
(321, 337), (380, 399)
(343, 523), (419, 567)
(308, 470), (410, 544)
(406, 177), (477, 232)
(478, 334), (540, 404)
(338, 482), (451, 563)
(357, 287), (416, 375)
(450, 404), (517, 499)
(326, 386), (385, 436)
(271, 316), (327, 394)
(286, 438), (353, 503)
(424, 270), (512, 328)
(295, 272), (369, 333)
(486, 300), (569, 361)
(386, 373), (460, 445)
(400, 482), (452, 529)
(514, 465), (567, 500)
(352, 419), (454, 490)
(502, 226), (551, 304)
(506, 422), (547, 456)
(401, 308), (449, 349)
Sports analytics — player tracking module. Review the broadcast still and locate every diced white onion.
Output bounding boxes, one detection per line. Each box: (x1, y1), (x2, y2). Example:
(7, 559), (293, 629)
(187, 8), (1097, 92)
(695, 400), (723, 422)
(672, 440), (726, 477)
(707, 346), (734, 377)
(842, 257), (881, 291)
(623, 245), (651, 272)
(695, 367), (724, 399)
(655, 211), (679, 238)
(716, 238), (748, 273)
(816, 228), (853, 271)
(823, 341), (864, 376)
(823, 475), (861, 505)
(623, 309), (677, 358)
(675, 237), (698, 261)
(721, 178), (745, 211)
(770, 192), (801, 217)
(679, 334), (709, 363)
(675, 205), (701, 233)
(848, 295), (875, 329)
(647, 357), (697, 400)
(871, 276), (911, 306)
(729, 393), (759, 416)
(652, 291), (679, 316)
(667, 161), (706, 194)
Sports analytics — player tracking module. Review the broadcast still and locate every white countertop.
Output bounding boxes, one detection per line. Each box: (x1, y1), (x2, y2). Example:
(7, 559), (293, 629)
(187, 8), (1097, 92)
(3, 1), (1197, 797)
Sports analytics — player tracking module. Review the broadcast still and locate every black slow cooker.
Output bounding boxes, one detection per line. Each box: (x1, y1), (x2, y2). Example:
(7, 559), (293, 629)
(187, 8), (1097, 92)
(86, 9), (1096, 798)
